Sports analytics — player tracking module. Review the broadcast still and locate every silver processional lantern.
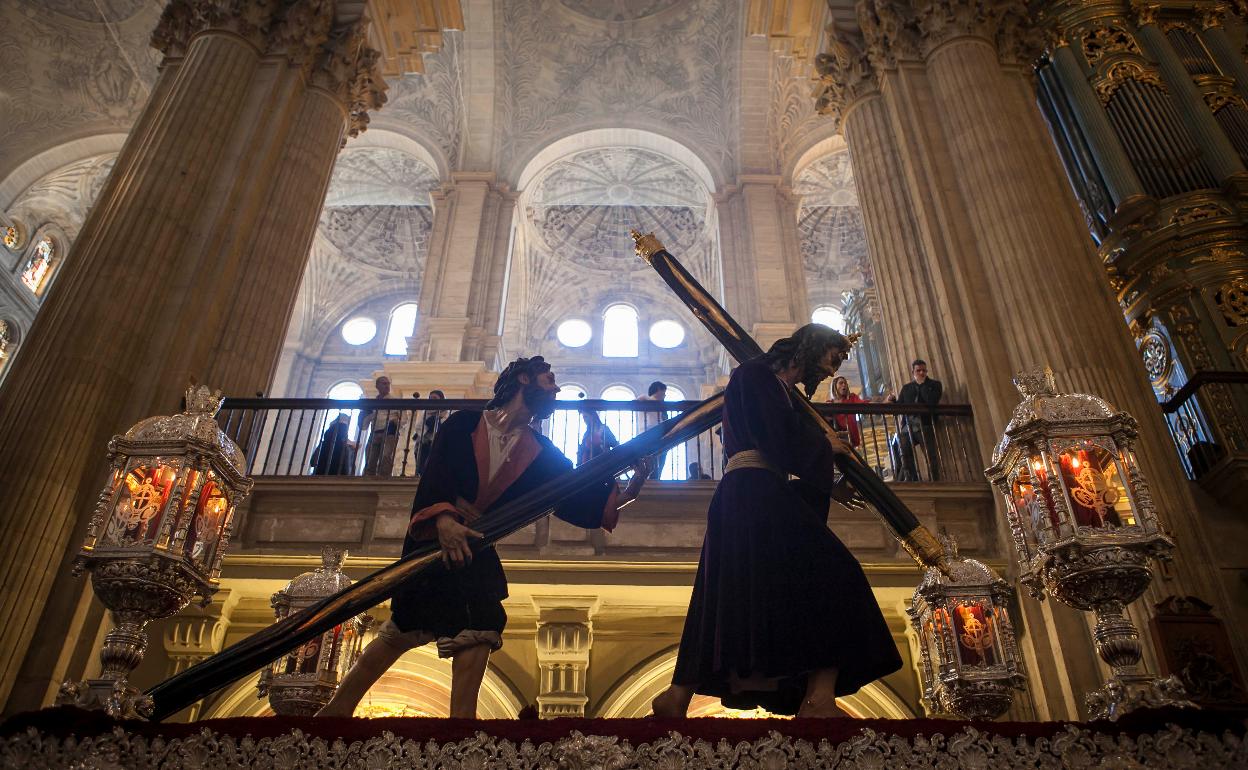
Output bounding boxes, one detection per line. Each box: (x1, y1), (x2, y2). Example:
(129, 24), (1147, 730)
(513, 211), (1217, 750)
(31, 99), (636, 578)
(908, 536), (1025, 720)
(257, 547), (372, 716)
(59, 385), (252, 717)
(985, 367), (1193, 720)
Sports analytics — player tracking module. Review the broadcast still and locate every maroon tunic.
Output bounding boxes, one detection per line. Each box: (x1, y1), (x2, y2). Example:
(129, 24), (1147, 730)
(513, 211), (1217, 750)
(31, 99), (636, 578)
(672, 357), (902, 714)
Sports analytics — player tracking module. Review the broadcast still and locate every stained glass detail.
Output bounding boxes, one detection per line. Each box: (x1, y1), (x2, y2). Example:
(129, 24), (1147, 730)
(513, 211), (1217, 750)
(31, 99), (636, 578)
(3, 226), (17, 250)
(21, 238), (54, 294)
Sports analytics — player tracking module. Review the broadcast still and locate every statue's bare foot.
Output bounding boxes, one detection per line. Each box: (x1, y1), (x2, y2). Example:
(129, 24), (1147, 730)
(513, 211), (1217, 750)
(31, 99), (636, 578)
(650, 688), (689, 718)
(796, 697), (852, 718)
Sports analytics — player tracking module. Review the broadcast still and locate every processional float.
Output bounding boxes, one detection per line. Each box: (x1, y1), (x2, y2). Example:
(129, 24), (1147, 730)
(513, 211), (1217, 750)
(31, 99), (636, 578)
(141, 238), (945, 721)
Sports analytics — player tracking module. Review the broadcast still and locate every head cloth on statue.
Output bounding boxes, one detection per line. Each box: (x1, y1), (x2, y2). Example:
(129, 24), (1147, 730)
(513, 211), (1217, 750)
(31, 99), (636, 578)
(765, 323), (850, 397)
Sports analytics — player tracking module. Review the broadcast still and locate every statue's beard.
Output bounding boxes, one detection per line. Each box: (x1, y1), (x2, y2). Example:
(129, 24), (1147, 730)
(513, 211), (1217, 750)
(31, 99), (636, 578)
(524, 383), (557, 420)
(801, 363), (838, 397)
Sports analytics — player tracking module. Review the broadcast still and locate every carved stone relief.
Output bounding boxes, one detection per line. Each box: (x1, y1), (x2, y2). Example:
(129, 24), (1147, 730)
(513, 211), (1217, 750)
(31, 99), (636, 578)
(382, 31), (465, 168)
(794, 152), (869, 305)
(494, 0), (739, 181)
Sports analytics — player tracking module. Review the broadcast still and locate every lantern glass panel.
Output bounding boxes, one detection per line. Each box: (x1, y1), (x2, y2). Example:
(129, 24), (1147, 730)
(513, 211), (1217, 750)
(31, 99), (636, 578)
(950, 600), (998, 667)
(928, 606), (952, 671)
(1056, 442), (1136, 528)
(184, 474), (230, 567)
(104, 462), (179, 546)
(1010, 460), (1057, 547)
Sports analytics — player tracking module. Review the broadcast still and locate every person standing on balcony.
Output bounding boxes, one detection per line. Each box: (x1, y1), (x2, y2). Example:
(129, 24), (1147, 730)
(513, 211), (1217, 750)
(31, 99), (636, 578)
(637, 380), (668, 479)
(827, 375), (867, 448)
(318, 356), (650, 719)
(887, 359), (943, 481)
(577, 407), (618, 466)
(650, 324), (901, 718)
(417, 389), (448, 475)
(361, 375), (400, 476)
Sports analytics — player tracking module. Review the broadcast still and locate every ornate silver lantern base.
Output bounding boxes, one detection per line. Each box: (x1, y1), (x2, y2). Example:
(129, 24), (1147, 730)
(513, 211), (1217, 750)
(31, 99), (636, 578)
(1087, 672), (1194, 721)
(1082, 600), (1194, 720)
(265, 679), (338, 717)
(937, 677), (1018, 721)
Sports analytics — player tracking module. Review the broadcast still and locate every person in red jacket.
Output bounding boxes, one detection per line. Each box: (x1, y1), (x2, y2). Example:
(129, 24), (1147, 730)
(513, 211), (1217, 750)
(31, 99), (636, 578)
(828, 375), (866, 448)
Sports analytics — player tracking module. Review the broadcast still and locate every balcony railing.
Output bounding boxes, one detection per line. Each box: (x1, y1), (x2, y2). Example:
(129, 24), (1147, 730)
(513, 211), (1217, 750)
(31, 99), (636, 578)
(1159, 370), (1248, 479)
(216, 398), (981, 483)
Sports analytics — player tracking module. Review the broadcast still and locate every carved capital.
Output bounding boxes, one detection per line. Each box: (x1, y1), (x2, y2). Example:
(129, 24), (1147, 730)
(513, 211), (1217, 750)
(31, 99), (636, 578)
(1196, 2), (1229, 29)
(815, 23), (879, 128)
(913, 0), (1035, 60)
(311, 17), (388, 141)
(1131, 1), (1161, 27)
(858, 0), (923, 68)
(151, 0), (386, 140)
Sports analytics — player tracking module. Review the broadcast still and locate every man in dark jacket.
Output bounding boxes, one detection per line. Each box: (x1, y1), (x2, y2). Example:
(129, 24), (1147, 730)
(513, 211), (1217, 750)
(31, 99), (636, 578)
(888, 359), (943, 481)
(318, 356), (648, 718)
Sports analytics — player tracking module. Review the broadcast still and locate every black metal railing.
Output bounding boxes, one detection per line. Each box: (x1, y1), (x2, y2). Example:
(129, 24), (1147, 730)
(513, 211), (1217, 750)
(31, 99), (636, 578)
(216, 397), (980, 483)
(1159, 370), (1248, 479)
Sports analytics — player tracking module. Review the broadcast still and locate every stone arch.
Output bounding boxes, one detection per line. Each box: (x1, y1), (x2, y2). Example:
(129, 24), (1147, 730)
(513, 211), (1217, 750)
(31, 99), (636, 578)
(0, 134), (127, 210)
(595, 648), (917, 719)
(788, 132), (849, 188)
(514, 127), (719, 195)
(201, 645), (523, 719)
(348, 126), (449, 183)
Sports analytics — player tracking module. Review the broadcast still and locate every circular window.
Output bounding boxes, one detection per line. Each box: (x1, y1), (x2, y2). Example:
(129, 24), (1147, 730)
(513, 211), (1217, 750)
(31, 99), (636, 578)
(649, 320), (685, 348)
(811, 306), (843, 330)
(557, 319), (592, 348)
(341, 317), (377, 346)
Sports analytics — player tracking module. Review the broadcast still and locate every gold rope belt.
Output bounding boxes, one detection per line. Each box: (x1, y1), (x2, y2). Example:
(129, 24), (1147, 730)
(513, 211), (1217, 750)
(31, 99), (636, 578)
(724, 449), (781, 476)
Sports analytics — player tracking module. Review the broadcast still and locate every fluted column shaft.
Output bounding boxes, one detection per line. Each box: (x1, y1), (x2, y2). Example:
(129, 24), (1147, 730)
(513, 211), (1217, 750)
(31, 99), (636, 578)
(923, 36), (1220, 603)
(0, 4), (383, 710)
(841, 94), (960, 395)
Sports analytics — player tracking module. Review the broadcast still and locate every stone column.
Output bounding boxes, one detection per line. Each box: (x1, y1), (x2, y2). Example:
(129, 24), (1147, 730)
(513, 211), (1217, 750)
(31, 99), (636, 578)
(531, 596), (598, 718)
(916, 1), (1226, 631)
(0, 0), (384, 710)
(816, 27), (967, 398)
(386, 172), (511, 398)
(715, 177), (808, 349)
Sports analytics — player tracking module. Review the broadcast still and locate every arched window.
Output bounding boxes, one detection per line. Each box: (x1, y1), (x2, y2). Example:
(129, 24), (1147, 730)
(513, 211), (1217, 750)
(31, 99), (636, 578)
(811, 305), (843, 330)
(21, 237), (54, 295)
(649, 320), (685, 349)
(601, 384), (636, 400)
(324, 381), (365, 440)
(327, 381), (364, 400)
(600, 384), (638, 448)
(0, 320), (13, 376)
(385, 303), (418, 356)
(341, 317), (377, 346)
(556, 319), (592, 348)
(549, 384), (586, 464)
(602, 304), (639, 357)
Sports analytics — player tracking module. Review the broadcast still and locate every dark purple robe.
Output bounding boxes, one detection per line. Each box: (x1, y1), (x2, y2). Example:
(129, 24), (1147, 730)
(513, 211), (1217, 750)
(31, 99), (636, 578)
(672, 357), (902, 714)
(389, 410), (616, 636)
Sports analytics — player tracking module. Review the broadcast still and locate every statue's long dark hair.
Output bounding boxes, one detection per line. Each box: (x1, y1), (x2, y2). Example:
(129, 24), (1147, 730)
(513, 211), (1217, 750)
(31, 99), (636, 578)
(487, 356), (552, 408)
(764, 323), (849, 396)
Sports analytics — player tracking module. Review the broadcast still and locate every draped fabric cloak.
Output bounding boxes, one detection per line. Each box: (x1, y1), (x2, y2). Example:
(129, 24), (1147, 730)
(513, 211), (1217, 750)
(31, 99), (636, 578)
(673, 358), (902, 714)
(390, 410), (617, 634)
